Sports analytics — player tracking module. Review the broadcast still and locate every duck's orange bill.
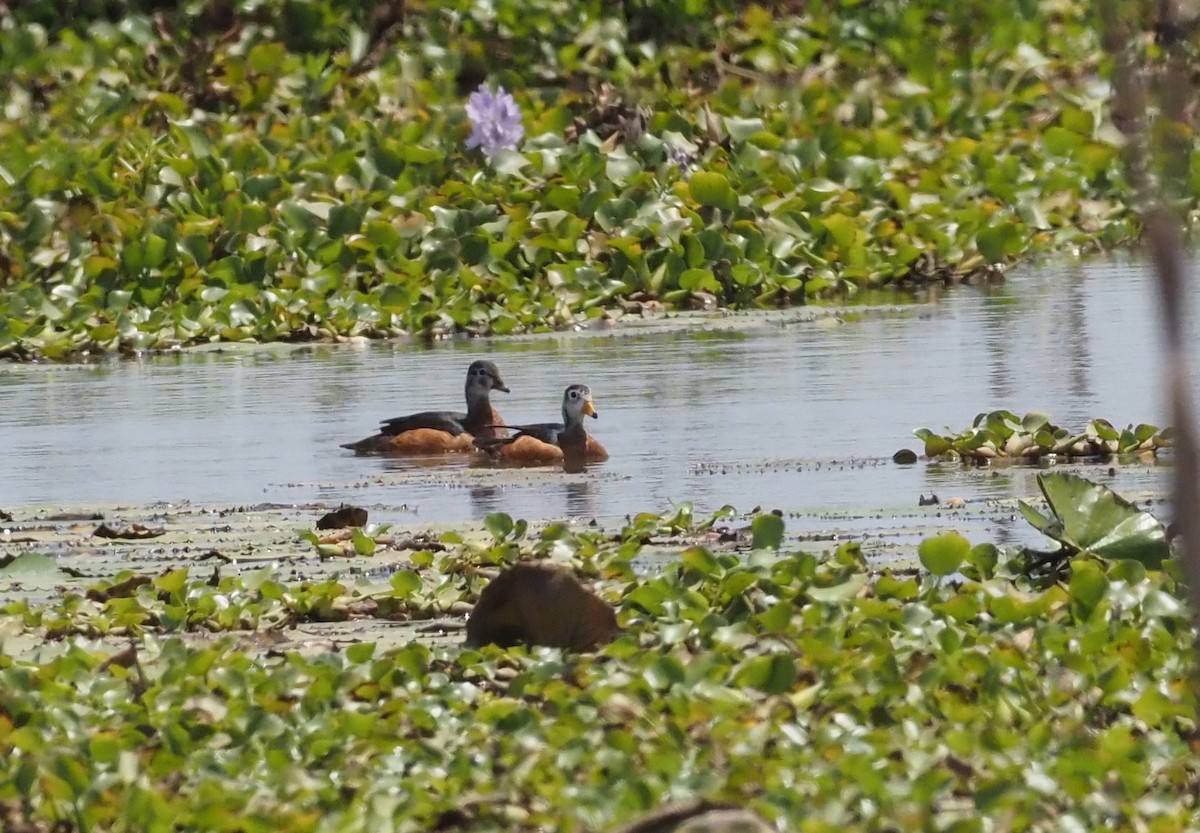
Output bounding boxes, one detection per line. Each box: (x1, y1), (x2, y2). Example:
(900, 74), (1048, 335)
(582, 400), (597, 417)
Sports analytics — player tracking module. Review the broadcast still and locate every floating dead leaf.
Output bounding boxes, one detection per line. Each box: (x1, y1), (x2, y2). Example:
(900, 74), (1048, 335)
(466, 562), (619, 651)
(94, 522), (165, 540)
(86, 574), (152, 602)
(392, 533), (447, 552)
(316, 505), (368, 530)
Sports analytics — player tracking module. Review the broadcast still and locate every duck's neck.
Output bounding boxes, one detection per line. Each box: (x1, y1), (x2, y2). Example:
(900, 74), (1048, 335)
(559, 414), (588, 473)
(466, 387), (505, 438)
(465, 384), (490, 418)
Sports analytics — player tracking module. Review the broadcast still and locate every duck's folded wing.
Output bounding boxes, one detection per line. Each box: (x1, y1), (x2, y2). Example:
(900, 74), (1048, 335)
(506, 422), (565, 444)
(473, 422), (563, 453)
(379, 410), (469, 436)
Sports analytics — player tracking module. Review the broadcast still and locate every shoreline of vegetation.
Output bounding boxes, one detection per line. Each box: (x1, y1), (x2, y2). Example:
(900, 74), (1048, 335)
(2, 1), (1184, 361)
(0, 496), (1196, 831)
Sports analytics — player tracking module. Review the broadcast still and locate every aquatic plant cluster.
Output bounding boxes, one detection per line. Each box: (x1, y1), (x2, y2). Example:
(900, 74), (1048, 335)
(0, 1), (1180, 359)
(915, 411), (1174, 462)
(0, 508), (1195, 830)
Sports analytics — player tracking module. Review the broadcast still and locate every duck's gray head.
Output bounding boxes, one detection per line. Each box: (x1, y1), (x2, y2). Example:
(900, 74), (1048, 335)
(561, 383), (597, 425)
(465, 360), (509, 398)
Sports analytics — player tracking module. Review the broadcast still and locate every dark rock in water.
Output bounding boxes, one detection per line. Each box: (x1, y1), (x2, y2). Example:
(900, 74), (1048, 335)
(892, 448), (918, 464)
(466, 561), (618, 651)
(919, 493), (939, 507)
(316, 505), (368, 530)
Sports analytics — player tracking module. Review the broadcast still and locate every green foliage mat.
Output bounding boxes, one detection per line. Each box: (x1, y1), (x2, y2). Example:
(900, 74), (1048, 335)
(0, 509), (1196, 831)
(0, 1), (1177, 359)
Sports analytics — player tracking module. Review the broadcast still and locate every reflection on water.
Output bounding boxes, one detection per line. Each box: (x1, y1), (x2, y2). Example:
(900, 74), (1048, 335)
(0, 256), (1194, 524)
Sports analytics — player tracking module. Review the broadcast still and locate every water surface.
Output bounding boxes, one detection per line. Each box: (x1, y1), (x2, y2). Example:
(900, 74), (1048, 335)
(1, 256), (1193, 530)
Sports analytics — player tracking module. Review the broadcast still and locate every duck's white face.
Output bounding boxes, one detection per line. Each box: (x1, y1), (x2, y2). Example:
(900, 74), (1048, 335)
(563, 384), (597, 423)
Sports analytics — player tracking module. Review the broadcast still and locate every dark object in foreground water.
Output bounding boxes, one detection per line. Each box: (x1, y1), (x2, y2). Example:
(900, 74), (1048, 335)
(466, 561), (619, 651)
(316, 505), (368, 530)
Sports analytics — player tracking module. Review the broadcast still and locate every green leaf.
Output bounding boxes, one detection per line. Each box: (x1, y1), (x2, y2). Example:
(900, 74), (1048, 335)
(485, 512), (514, 541)
(688, 172), (738, 211)
(390, 569), (421, 597)
(913, 428), (953, 457)
(965, 543), (999, 580)
(1068, 559), (1108, 621)
(820, 214), (859, 250)
(734, 653), (797, 694)
(679, 546), (721, 576)
(346, 642), (376, 663)
(807, 573), (868, 603)
(975, 221), (1023, 262)
(643, 655), (686, 689)
(918, 532), (970, 577)
(351, 528), (376, 556)
(327, 204), (365, 238)
(751, 513), (784, 550)
(153, 568), (189, 596)
(1032, 473), (1170, 566)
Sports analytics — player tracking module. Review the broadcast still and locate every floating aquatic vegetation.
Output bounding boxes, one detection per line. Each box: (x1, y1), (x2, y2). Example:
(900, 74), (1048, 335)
(0, 2), (1168, 360)
(0, 505), (1195, 830)
(914, 411), (1172, 462)
(1019, 471), (1171, 571)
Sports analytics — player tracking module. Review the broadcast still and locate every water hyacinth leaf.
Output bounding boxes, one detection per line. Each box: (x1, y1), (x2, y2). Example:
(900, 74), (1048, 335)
(965, 543), (1000, 580)
(1022, 412), (1051, 433)
(678, 268), (719, 292)
(327, 204), (365, 238)
(913, 427), (953, 457)
(734, 653), (797, 694)
(918, 531), (970, 576)
(688, 171), (737, 211)
(485, 512), (515, 541)
(390, 569), (421, 597)
(1017, 499), (1058, 537)
(751, 513), (784, 550)
(1030, 472), (1169, 566)
(644, 655), (686, 690)
(679, 546), (722, 576)
(1068, 559), (1108, 621)
(351, 528), (376, 556)
(820, 213), (860, 251)
(725, 117), (766, 141)
(346, 642), (375, 663)
(807, 572), (868, 603)
(1042, 126), (1083, 155)
(975, 221), (1023, 262)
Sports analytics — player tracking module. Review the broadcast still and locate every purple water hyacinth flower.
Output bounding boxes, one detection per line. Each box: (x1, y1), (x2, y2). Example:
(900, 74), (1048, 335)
(465, 84), (525, 159)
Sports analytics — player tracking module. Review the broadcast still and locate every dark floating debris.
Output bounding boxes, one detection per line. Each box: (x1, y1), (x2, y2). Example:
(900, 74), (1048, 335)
(45, 511), (105, 522)
(892, 448), (918, 464)
(94, 522), (165, 540)
(919, 493), (940, 507)
(466, 562), (619, 651)
(316, 505), (369, 530)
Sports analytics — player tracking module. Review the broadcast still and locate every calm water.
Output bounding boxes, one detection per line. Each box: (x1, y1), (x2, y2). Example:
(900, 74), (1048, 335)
(1, 256), (1194, 525)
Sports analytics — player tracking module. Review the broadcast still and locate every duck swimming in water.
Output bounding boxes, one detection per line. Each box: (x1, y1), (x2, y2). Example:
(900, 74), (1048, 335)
(473, 383), (608, 473)
(340, 360), (509, 455)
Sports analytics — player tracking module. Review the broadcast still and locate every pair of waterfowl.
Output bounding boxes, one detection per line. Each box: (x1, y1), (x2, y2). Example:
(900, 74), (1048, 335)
(340, 360), (608, 472)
